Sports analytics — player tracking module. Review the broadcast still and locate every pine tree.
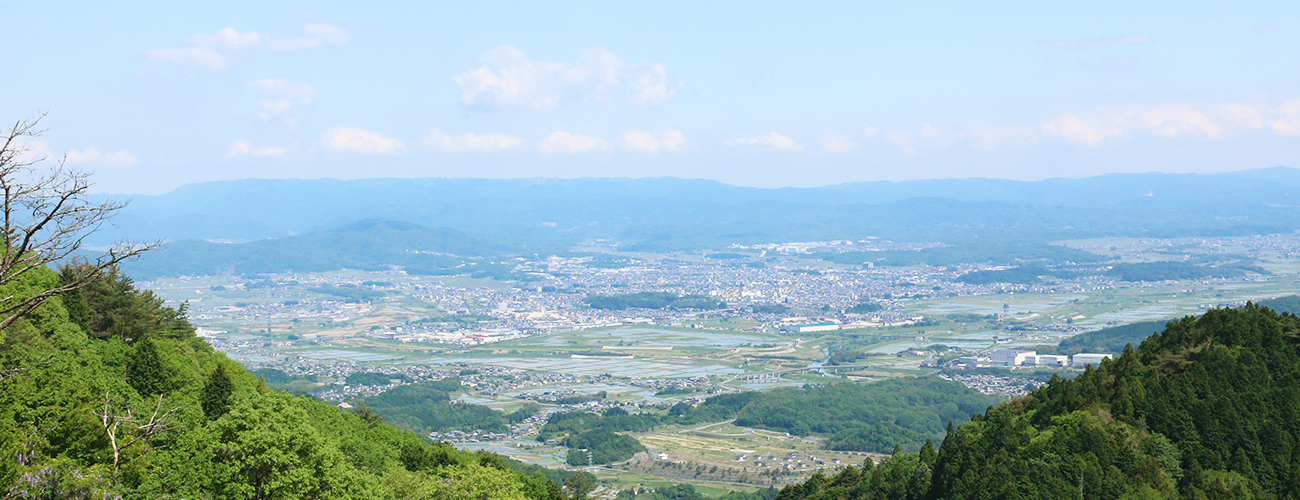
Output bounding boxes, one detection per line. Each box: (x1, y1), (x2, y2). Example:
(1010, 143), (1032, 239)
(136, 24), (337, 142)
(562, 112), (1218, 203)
(919, 439), (937, 465)
(126, 336), (172, 397)
(200, 363), (234, 419)
(354, 402), (384, 428)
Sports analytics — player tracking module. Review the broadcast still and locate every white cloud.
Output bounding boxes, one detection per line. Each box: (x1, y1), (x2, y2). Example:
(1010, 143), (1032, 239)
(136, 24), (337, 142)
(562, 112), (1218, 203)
(226, 140), (286, 157)
(1269, 100), (1300, 136)
(63, 147), (101, 165)
(1222, 103), (1264, 129)
(881, 131), (918, 154)
(186, 28), (261, 49)
(1042, 114), (1123, 145)
(1132, 106), (1221, 139)
(622, 130), (687, 154)
(323, 127), (404, 155)
(424, 129), (524, 152)
(626, 63), (680, 105)
(102, 151), (137, 166)
(267, 23), (351, 50)
(59, 146), (135, 166)
(818, 135), (859, 153)
(725, 132), (803, 151)
(150, 24), (349, 72)
(12, 139), (51, 165)
(453, 45), (680, 110)
(246, 78), (317, 119)
(260, 100), (293, 119)
(539, 132), (609, 154)
(145, 47), (228, 71)
(1042, 105), (1222, 145)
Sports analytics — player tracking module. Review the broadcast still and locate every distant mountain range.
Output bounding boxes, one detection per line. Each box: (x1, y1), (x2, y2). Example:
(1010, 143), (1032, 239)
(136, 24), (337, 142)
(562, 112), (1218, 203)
(106, 167), (1300, 277)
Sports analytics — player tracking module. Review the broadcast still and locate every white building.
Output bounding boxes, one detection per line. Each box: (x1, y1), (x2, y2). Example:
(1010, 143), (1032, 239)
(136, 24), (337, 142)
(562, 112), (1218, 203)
(1033, 355), (1070, 367)
(1072, 353), (1113, 367)
(782, 323), (840, 333)
(990, 349), (1037, 367)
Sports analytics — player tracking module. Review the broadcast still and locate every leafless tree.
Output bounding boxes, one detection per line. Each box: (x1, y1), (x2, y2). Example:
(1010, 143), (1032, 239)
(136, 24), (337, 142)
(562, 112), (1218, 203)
(0, 113), (160, 330)
(91, 392), (183, 470)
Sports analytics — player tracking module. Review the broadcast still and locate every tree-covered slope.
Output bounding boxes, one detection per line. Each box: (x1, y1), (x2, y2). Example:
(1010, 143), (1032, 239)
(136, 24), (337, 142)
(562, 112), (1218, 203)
(0, 265), (572, 499)
(774, 304), (1300, 500)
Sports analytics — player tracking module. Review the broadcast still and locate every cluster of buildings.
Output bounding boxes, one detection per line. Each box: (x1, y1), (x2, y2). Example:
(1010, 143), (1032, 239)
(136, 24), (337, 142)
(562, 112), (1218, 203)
(629, 376), (711, 392)
(734, 451), (841, 470)
(779, 314), (926, 333)
(938, 373), (1046, 398)
(954, 349), (1113, 369)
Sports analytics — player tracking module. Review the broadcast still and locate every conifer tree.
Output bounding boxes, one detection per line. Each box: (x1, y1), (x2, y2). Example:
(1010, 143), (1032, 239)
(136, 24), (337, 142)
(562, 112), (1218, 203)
(201, 363), (234, 419)
(919, 439), (936, 465)
(126, 336), (171, 397)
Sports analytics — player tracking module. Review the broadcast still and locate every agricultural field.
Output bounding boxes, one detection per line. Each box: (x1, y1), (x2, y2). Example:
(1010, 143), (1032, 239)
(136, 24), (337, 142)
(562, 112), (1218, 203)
(138, 233), (1300, 495)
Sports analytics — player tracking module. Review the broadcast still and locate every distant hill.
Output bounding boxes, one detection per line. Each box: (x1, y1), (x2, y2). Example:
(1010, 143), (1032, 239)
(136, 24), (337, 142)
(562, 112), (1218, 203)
(1057, 319), (1170, 355)
(1258, 295), (1300, 314)
(96, 169), (1300, 247)
(100, 168), (1300, 276)
(122, 219), (530, 279)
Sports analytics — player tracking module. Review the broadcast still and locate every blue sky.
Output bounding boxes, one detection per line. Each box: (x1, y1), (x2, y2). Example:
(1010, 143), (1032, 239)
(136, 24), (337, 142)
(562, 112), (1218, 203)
(4, 1), (1300, 194)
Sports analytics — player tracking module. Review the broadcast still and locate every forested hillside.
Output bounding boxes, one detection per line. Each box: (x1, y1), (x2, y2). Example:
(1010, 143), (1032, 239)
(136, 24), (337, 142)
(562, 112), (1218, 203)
(0, 265), (577, 499)
(774, 304), (1300, 500)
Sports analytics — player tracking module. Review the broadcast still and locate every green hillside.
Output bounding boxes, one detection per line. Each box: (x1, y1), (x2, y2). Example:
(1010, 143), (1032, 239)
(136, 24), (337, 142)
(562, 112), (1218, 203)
(0, 265), (578, 499)
(773, 304), (1300, 500)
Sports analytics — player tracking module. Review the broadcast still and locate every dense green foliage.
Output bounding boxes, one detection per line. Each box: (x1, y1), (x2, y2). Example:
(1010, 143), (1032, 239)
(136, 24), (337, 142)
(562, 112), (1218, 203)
(537, 407), (659, 442)
(828, 351), (868, 365)
(776, 305), (1300, 499)
(346, 372), (410, 386)
(1104, 261), (1244, 281)
(732, 379), (1000, 453)
(0, 265), (560, 499)
(360, 379), (515, 434)
(663, 378), (1000, 453)
(622, 483), (780, 500)
(1258, 295), (1300, 315)
(1049, 319), (1169, 356)
(564, 429), (647, 466)
(584, 292), (726, 311)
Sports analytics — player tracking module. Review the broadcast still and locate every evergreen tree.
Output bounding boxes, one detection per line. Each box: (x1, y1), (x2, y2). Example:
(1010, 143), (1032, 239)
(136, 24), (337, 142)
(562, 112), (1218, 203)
(200, 363), (234, 419)
(919, 439), (936, 465)
(354, 402), (384, 428)
(126, 335), (173, 397)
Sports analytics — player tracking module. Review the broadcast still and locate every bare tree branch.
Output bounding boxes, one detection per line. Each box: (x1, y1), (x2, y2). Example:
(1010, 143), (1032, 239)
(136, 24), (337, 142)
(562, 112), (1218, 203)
(91, 392), (183, 470)
(0, 113), (161, 331)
